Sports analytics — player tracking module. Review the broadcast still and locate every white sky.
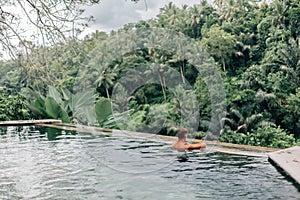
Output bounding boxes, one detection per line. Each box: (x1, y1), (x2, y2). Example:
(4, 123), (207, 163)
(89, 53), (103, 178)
(81, 0), (202, 35)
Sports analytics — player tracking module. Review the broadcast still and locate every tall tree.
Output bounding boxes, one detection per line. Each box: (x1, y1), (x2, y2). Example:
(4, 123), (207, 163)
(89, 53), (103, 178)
(277, 38), (300, 87)
(283, 88), (300, 137)
(201, 24), (237, 71)
(268, 0), (290, 29)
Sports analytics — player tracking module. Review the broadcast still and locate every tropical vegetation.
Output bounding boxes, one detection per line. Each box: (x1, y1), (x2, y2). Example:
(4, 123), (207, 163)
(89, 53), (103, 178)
(0, 0), (300, 148)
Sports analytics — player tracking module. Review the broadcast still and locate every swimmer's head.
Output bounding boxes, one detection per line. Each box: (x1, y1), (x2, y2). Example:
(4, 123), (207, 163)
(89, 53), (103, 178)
(176, 127), (188, 139)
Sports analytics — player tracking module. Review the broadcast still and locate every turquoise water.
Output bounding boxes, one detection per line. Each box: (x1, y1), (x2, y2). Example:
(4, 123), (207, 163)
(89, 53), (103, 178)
(0, 126), (299, 199)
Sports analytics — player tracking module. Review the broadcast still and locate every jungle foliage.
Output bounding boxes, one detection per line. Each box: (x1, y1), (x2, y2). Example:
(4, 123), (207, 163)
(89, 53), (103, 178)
(1, 0), (300, 148)
(0, 88), (31, 121)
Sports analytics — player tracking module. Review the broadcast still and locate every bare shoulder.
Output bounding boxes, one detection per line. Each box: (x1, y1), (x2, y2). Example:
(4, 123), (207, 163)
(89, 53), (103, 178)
(172, 141), (190, 152)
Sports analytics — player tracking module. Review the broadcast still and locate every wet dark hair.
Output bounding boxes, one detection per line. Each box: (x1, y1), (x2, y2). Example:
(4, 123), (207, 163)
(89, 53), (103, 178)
(176, 127), (188, 139)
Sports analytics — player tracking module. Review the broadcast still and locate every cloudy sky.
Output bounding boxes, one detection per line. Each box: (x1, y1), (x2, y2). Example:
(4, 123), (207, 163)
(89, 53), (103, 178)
(81, 0), (201, 35)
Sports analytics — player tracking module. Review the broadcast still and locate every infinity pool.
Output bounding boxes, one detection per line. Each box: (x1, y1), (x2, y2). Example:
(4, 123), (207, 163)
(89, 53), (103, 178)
(0, 126), (299, 199)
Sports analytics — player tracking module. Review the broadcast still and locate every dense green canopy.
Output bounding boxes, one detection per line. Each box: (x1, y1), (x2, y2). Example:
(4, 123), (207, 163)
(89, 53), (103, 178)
(0, 0), (299, 148)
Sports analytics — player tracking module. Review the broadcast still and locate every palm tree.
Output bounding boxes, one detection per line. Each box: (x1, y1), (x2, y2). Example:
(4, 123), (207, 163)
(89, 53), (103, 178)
(157, 2), (188, 33)
(213, 0), (239, 21)
(222, 107), (275, 133)
(187, 5), (202, 39)
(277, 38), (300, 87)
(213, 0), (224, 17)
(159, 3), (179, 26)
(97, 70), (116, 99)
(269, 0), (290, 29)
(255, 90), (279, 112)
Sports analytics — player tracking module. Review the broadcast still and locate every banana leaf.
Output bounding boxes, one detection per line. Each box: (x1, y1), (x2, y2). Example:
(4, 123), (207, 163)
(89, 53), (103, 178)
(45, 96), (60, 119)
(48, 86), (63, 105)
(61, 88), (72, 101)
(95, 98), (112, 124)
(60, 107), (71, 123)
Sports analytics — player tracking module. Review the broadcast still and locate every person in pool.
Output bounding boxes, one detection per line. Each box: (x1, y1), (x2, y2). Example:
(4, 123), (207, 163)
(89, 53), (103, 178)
(172, 127), (206, 152)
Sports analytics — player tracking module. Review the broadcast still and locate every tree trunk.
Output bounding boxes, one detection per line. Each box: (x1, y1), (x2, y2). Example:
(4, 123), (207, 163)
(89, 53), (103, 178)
(222, 59), (226, 71)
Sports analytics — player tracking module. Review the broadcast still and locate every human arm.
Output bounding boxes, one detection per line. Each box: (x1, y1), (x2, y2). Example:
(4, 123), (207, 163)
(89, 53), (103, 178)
(187, 142), (206, 150)
(172, 141), (206, 152)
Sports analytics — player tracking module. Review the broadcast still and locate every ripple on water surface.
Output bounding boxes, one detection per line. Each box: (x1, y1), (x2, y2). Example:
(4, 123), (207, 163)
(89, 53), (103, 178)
(0, 126), (299, 200)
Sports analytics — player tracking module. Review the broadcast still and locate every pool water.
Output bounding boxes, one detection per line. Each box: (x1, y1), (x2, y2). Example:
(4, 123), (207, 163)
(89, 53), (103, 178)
(0, 126), (299, 199)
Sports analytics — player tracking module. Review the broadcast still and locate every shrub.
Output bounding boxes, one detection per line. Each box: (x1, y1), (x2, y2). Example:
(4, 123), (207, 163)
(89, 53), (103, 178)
(0, 88), (31, 121)
(219, 130), (248, 144)
(219, 126), (296, 148)
(247, 126), (295, 148)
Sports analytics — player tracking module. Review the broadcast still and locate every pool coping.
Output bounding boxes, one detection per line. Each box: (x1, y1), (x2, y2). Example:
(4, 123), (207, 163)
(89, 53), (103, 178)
(0, 119), (62, 126)
(34, 122), (278, 157)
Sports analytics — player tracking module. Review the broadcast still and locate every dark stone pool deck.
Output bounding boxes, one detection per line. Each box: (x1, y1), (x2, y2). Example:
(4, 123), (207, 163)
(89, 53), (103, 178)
(268, 146), (300, 185)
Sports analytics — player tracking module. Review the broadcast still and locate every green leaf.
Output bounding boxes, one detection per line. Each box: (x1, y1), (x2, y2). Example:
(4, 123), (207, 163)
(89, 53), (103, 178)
(61, 88), (72, 101)
(95, 98), (112, 124)
(48, 86), (63, 105)
(72, 90), (95, 113)
(60, 108), (71, 123)
(28, 88), (46, 102)
(69, 90), (97, 125)
(26, 103), (45, 117)
(84, 106), (97, 125)
(45, 96), (60, 119)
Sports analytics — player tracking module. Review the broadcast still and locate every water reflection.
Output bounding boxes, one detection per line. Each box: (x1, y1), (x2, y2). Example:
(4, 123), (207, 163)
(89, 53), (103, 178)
(0, 126), (299, 199)
(37, 127), (77, 141)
